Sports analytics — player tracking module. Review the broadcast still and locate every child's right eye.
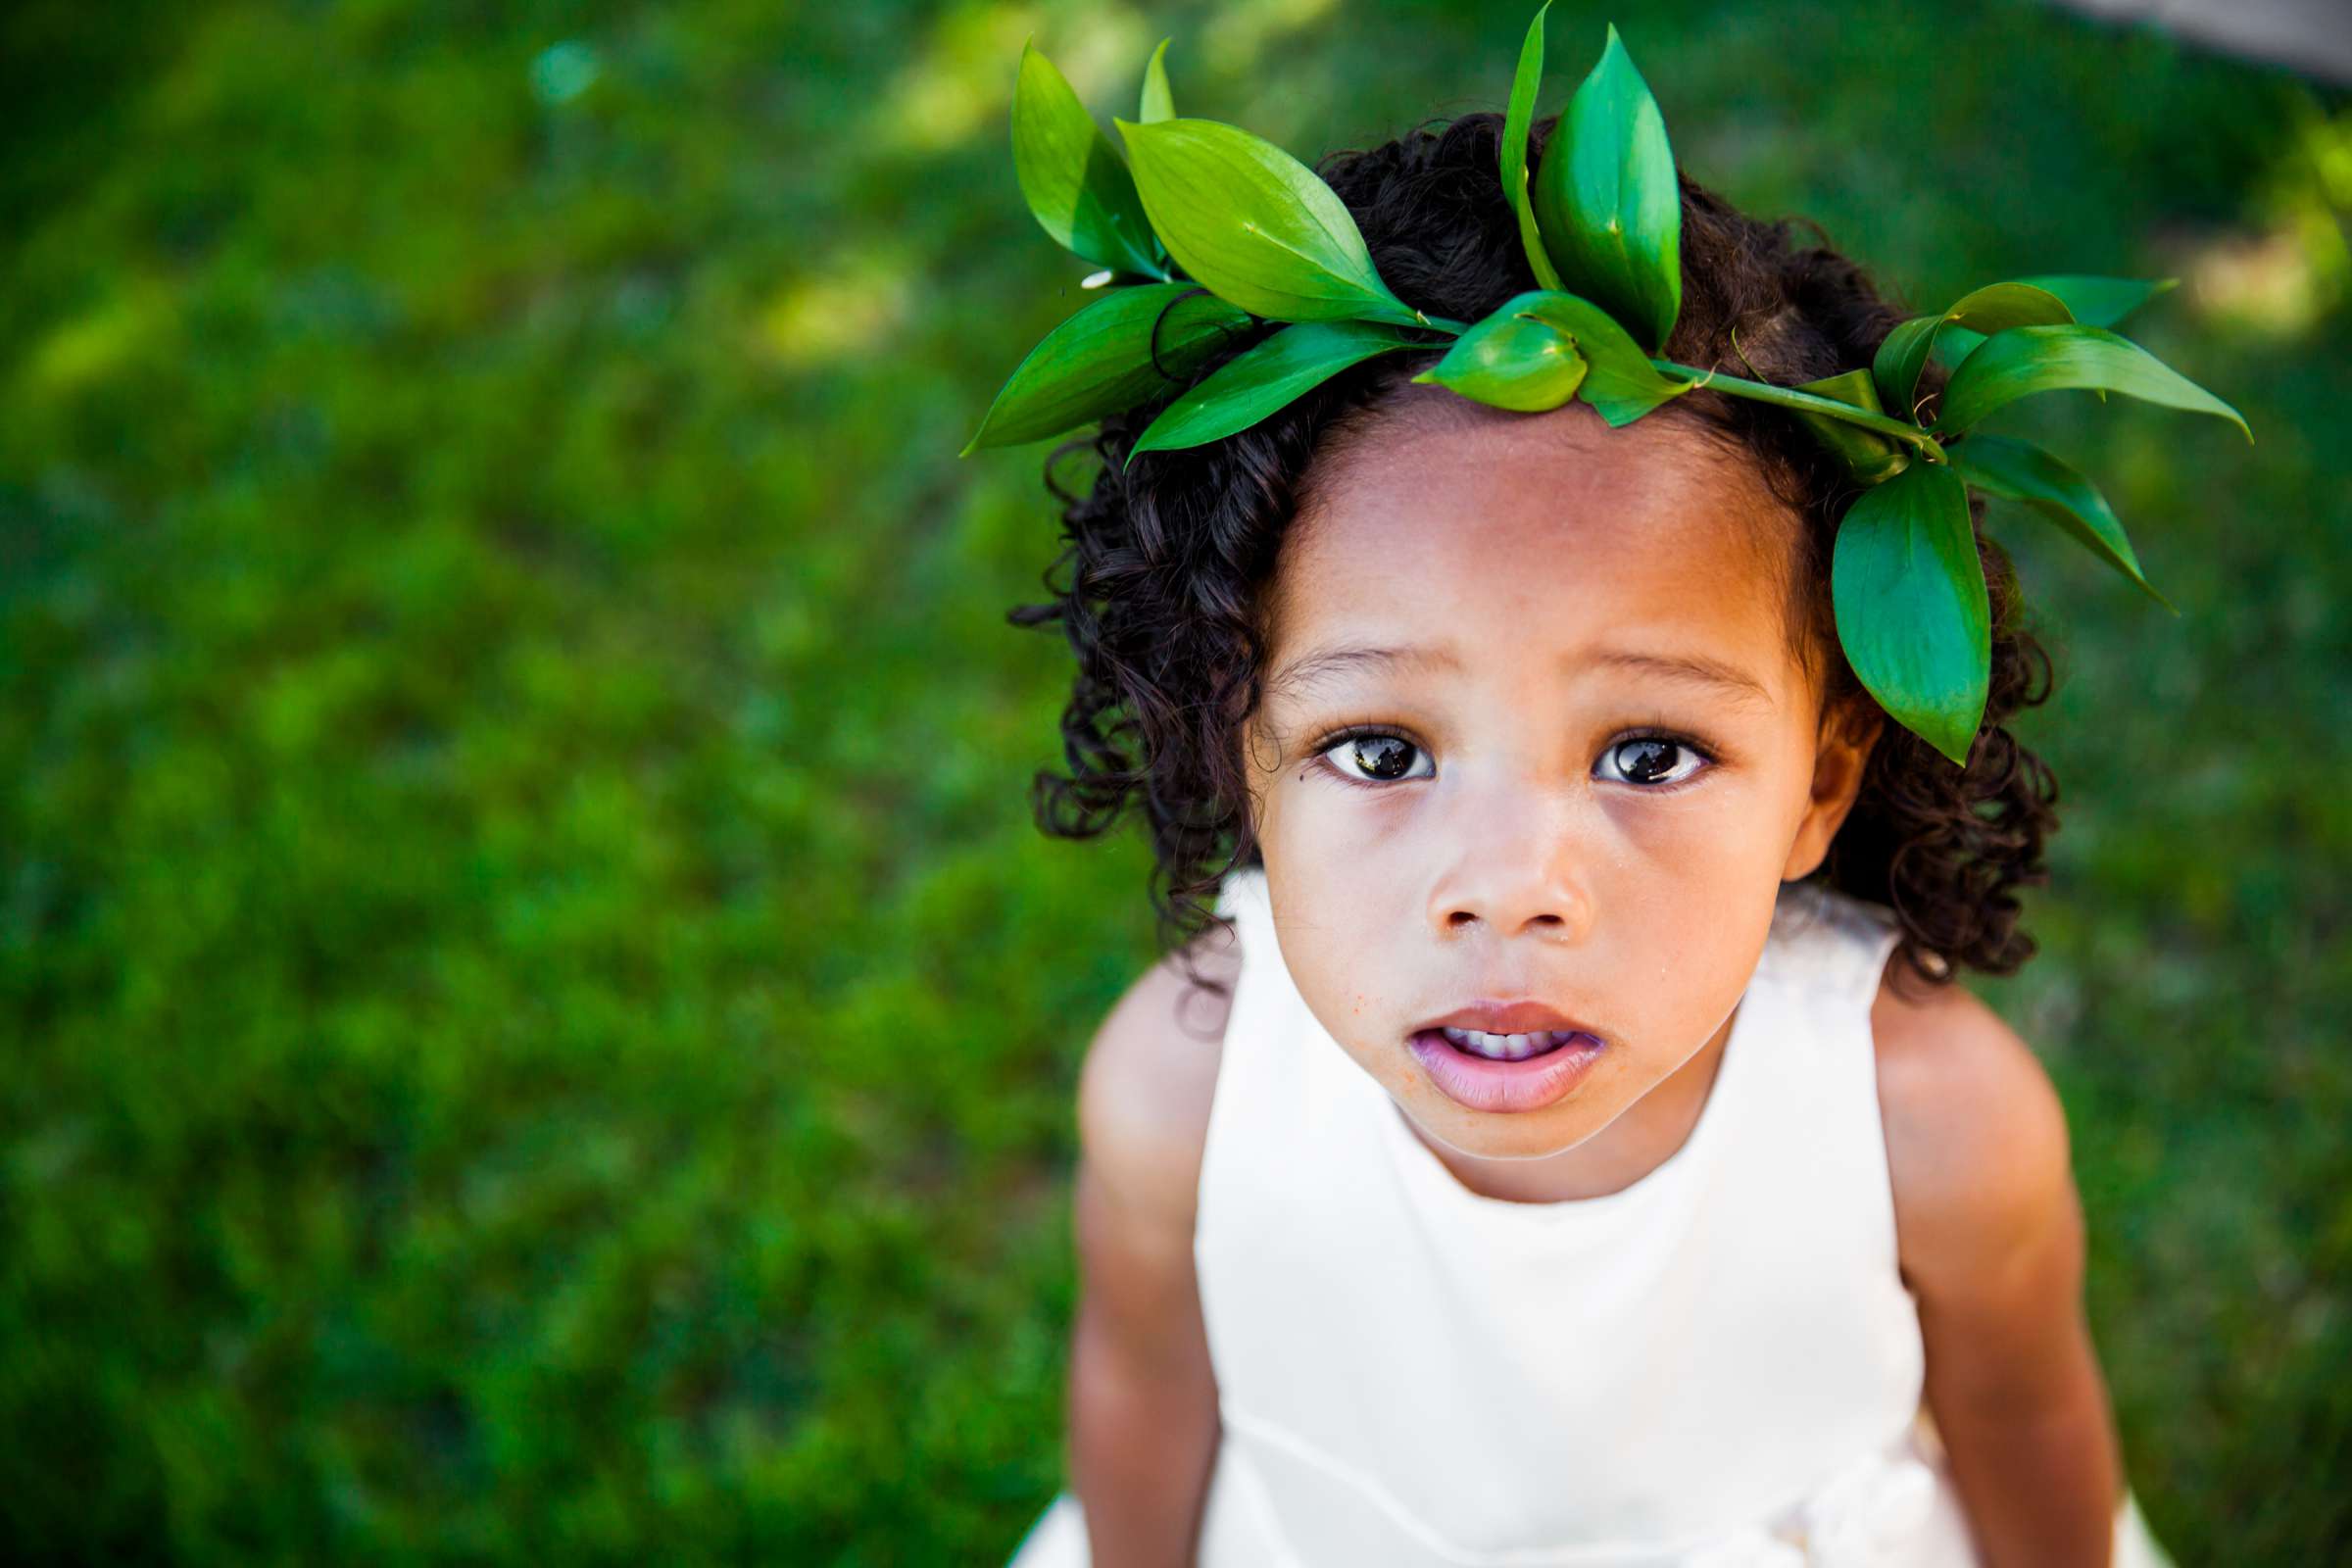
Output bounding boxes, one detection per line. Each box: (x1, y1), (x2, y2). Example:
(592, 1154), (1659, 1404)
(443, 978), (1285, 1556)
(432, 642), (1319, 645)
(1317, 731), (1433, 786)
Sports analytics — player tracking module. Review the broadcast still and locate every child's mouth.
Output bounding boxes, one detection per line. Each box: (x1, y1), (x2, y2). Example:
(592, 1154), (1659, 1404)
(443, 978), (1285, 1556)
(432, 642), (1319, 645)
(1406, 1027), (1608, 1114)
(1433, 1025), (1577, 1061)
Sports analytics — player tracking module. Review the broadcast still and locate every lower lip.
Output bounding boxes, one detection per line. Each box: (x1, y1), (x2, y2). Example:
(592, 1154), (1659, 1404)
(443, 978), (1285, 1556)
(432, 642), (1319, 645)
(1406, 1030), (1608, 1114)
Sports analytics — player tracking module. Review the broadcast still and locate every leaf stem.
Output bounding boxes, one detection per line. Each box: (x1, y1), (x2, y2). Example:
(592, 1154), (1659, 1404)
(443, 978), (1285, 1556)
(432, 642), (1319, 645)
(1651, 361), (1948, 463)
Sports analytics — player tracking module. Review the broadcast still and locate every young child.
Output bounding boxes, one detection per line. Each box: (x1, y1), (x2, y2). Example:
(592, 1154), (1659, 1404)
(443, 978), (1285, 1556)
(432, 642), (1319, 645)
(989, 49), (2195, 1568)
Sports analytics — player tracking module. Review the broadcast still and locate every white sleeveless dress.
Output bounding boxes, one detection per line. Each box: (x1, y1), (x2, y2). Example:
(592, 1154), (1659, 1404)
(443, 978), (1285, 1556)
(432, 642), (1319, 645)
(1009, 867), (2174, 1567)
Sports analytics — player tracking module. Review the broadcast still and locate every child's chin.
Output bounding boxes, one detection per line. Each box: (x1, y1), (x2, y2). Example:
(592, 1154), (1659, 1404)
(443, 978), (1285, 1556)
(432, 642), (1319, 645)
(1396, 1079), (1621, 1155)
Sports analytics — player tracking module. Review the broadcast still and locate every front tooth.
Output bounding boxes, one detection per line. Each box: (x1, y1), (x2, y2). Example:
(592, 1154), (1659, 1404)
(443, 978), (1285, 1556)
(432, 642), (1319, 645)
(1441, 1027), (1578, 1060)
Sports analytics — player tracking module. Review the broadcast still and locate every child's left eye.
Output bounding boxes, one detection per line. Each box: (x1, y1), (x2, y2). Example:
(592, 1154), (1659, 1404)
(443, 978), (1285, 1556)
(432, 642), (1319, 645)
(1594, 736), (1710, 788)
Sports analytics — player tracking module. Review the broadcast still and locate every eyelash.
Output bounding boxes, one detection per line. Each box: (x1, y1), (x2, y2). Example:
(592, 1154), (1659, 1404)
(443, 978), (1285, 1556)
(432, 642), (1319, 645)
(1307, 725), (1719, 792)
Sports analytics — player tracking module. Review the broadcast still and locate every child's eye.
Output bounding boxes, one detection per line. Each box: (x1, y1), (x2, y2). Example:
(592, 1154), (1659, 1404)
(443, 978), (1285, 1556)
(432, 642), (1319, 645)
(1317, 731), (1433, 785)
(1594, 735), (1710, 788)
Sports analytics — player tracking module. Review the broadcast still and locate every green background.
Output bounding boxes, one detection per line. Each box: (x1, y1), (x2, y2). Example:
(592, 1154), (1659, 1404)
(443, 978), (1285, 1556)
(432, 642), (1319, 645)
(3, 0), (2345, 1560)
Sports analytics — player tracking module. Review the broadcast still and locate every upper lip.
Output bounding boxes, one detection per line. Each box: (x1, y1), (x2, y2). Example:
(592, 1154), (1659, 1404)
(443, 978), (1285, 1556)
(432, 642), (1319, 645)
(1414, 1001), (1598, 1037)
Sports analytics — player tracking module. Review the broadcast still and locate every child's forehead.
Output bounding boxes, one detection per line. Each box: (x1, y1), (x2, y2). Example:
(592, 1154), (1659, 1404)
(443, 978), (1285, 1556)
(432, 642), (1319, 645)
(1302, 385), (1779, 523)
(1276, 395), (1798, 640)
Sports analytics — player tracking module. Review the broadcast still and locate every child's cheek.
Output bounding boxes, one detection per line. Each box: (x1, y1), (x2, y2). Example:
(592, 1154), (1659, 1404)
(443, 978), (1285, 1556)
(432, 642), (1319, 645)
(1597, 773), (1784, 886)
(1261, 793), (1423, 1002)
(1277, 770), (1417, 859)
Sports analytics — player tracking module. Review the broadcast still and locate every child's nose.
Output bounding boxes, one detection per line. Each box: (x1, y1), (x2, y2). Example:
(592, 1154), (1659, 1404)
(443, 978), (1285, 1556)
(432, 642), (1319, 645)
(1424, 794), (1595, 945)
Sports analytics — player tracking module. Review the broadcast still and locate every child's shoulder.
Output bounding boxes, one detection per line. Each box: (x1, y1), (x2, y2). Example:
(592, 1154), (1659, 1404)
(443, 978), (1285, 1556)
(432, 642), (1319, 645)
(1867, 953), (2081, 1299)
(1074, 921), (1242, 1237)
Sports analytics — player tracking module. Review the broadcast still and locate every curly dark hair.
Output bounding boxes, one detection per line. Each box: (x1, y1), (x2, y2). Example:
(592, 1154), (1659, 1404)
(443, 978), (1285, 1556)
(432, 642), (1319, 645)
(1008, 110), (2059, 990)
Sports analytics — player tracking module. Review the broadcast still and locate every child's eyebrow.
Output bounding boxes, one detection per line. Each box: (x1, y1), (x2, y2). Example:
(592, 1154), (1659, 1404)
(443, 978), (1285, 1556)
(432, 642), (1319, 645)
(1263, 643), (1772, 708)
(1592, 650), (1775, 708)
(1264, 643), (1455, 700)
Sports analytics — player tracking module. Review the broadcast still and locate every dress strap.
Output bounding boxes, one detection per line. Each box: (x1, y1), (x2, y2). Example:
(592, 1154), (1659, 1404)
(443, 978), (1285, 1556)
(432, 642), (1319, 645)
(1763, 879), (1903, 1006)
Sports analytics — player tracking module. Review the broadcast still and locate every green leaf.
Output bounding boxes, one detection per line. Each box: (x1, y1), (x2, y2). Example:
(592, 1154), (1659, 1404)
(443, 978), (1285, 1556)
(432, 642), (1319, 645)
(1791, 368), (1910, 484)
(1140, 38), (1174, 122)
(1013, 43), (1165, 279)
(1126, 319), (1418, 463)
(1943, 281), (2077, 335)
(1952, 434), (2173, 610)
(1512, 290), (1684, 424)
(1501, 4), (1564, 292)
(1413, 300), (1587, 411)
(1872, 282), (2073, 417)
(1115, 117), (1423, 327)
(1530, 24), (1682, 352)
(1832, 462), (1988, 766)
(1424, 290), (1680, 423)
(1938, 274), (2177, 362)
(1869, 317), (1943, 421)
(1935, 323), (2249, 440)
(962, 283), (1252, 454)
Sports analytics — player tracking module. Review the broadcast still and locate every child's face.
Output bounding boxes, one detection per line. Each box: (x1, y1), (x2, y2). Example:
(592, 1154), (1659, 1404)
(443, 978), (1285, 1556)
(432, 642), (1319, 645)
(1243, 391), (1875, 1190)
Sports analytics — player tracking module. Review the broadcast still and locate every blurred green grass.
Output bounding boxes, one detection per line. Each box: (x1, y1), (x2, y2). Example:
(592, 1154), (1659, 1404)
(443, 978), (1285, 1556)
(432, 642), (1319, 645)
(1, 0), (2344, 1560)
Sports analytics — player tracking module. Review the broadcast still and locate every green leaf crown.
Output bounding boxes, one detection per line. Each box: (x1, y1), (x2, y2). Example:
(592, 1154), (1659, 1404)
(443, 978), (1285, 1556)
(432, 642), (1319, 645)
(962, 7), (2251, 767)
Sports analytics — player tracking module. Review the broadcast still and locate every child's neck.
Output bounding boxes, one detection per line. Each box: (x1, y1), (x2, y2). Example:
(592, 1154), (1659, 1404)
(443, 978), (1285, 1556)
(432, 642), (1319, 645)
(1397, 1006), (1738, 1204)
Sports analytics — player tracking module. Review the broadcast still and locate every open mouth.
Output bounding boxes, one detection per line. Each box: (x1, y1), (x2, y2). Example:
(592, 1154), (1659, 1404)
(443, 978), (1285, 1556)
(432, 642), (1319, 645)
(1432, 1026), (1578, 1062)
(1405, 1026), (1609, 1113)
